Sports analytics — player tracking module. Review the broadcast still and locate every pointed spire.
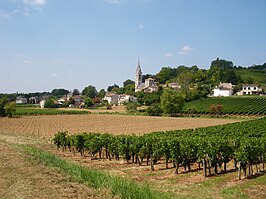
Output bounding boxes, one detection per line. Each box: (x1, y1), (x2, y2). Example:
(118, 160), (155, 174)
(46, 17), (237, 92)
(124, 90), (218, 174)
(136, 58), (141, 73)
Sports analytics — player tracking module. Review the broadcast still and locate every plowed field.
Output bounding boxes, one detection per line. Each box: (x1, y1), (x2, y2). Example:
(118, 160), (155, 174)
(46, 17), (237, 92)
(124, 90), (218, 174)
(0, 114), (240, 137)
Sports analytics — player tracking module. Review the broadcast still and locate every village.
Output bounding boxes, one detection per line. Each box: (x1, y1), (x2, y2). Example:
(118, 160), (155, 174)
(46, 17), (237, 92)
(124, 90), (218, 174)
(14, 59), (265, 110)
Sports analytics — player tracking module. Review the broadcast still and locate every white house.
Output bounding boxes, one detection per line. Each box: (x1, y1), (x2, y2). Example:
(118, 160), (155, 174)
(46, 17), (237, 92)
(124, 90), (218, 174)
(164, 82), (181, 90)
(103, 93), (137, 105)
(238, 84), (262, 95)
(15, 96), (28, 104)
(213, 83), (234, 97)
(39, 100), (45, 108)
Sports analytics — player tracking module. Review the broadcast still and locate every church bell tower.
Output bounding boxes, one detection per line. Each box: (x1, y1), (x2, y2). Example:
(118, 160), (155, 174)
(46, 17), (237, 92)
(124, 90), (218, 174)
(135, 59), (142, 92)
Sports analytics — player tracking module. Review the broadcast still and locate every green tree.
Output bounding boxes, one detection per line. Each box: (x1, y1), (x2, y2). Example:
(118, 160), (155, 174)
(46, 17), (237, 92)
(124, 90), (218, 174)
(82, 85), (98, 98)
(107, 84), (119, 92)
(125, 102), (138, 113)
(51, 88), (70, 97)
(123, 79), (135, 87)
(161, 89), (184, 116)
(44, 97), (57, 108)
(0, 97), (9, 117)
(124, 84), (135, 95)
(84, 97), (93, 108)
(177, 70), (194, 101)
(72, 89), (80, 96)
(146, 103), (163, 116)
(4, 102), (16, 117)
(210, 58), (234, 70)
(97, 89), (106, 99)
(156, 67), (177, 84)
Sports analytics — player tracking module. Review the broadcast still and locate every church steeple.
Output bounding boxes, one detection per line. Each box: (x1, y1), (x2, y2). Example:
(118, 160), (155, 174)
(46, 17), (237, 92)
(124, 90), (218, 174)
(135, 59), (142, 92)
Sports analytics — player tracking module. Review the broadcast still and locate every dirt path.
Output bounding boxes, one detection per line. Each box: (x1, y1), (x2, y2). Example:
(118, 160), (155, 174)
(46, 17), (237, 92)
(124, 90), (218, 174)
(0, 141), (113, 199)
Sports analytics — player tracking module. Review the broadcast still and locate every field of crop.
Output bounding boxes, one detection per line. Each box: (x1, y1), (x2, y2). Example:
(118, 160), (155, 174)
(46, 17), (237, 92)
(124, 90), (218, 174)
(0, 114), (240, 137)
(184, 96), (266, 115)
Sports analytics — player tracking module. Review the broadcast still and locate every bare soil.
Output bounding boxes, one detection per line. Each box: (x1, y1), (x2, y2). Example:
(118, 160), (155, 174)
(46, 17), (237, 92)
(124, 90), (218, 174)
(0, 114), (240, 137)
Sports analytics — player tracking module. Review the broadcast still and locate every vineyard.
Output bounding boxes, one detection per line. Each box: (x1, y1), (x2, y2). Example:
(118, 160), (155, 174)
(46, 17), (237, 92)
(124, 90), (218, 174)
(184, 96), (266, 115)
(53, 117), (266, 180)
(0, 114), (238, 136)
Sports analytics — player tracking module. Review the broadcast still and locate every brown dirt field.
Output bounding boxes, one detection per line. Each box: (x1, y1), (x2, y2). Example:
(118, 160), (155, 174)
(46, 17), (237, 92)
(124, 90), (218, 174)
(0, 141), (114, 199)
(0, 133), (265, 199)
(0, 114), (240, 138)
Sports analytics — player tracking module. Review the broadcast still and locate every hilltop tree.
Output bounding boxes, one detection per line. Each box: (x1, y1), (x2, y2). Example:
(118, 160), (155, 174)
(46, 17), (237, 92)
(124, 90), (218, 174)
(107, 84), (119, 92)
(210, 58), (234, 70)
(156, 67), (177, 84)
(82, 85), (98, 98)
(123, 79), (135, 87)
(73, 89), (80, 96)
(51, 88), (70, 97)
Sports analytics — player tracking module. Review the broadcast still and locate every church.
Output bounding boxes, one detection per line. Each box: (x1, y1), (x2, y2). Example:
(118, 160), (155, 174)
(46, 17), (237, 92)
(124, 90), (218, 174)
(135, 60), (158, 92)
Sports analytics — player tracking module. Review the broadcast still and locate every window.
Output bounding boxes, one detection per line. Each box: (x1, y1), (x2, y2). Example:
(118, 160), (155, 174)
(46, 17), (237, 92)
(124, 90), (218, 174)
(254, 87), (257, 90)
(243, 87), (246, 90)
(248, 87), (250, 90)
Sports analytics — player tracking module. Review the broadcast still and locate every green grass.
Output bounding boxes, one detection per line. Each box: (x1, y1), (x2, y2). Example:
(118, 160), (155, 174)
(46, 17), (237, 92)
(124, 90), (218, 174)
(15, 107), (90, 116)
(19, 145), (169, 199)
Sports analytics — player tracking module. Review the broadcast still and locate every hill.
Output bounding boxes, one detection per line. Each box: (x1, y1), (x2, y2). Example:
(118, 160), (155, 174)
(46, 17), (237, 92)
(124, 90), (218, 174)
(235, 69), (266, 88)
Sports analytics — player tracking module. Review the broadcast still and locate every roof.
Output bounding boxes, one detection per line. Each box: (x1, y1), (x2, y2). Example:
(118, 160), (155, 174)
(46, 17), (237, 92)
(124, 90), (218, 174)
(242, 84), (259, 87)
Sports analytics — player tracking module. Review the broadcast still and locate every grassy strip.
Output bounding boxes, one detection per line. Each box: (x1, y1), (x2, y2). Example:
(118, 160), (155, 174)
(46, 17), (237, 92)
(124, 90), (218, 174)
(20, 145), (169, 199)
(15, 107), (90, 116)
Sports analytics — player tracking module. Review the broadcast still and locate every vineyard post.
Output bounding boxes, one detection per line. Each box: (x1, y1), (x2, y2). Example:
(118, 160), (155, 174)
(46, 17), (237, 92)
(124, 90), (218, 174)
(150, 153), (154, 171)
(263, 154), (265, 171)
(238, 162), (241, 180)
(203, 159), (206, 177)
(175, 161), (179, 174)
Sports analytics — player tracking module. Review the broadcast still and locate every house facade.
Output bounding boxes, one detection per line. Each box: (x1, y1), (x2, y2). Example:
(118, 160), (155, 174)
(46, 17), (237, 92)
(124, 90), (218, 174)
(238, 84), (263, 95)
(103, 93), (137, 105)
(213, 83), (234, 97)
(15, 96), (28, 104)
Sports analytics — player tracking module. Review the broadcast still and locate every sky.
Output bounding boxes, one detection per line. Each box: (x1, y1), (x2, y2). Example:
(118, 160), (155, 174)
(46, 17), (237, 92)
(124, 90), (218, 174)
(0, 0), (266, 93)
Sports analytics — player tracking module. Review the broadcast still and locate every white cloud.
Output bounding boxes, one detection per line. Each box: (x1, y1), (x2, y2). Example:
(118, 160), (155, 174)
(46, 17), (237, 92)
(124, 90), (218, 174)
(130, 23), (144, 31)
(164, 53), (173, 58)
(24, 0), (47, 6)
(51, 73), (59, 77)
(104, 0), (126, 4)
(23, 59), (32, 64)
(178, 45), (194, 55)
(24, 6), (30, 16)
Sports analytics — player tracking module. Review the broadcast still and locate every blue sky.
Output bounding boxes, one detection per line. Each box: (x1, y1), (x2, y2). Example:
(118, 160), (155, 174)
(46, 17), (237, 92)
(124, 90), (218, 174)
(0, 0), (265, 93)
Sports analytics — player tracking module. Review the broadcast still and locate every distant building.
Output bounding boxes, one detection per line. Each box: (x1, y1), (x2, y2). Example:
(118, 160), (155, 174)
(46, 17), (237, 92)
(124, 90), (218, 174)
(29, 96), (41, 104)
(15, 96), (28, 104)
(164, 82), (181, 90)
(103, 93), (137, 105)
(213, 83), (234, 97)
(238, 84), (263, 95)
(39, 100), (45, 108)
(135, 60), (158, 92)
